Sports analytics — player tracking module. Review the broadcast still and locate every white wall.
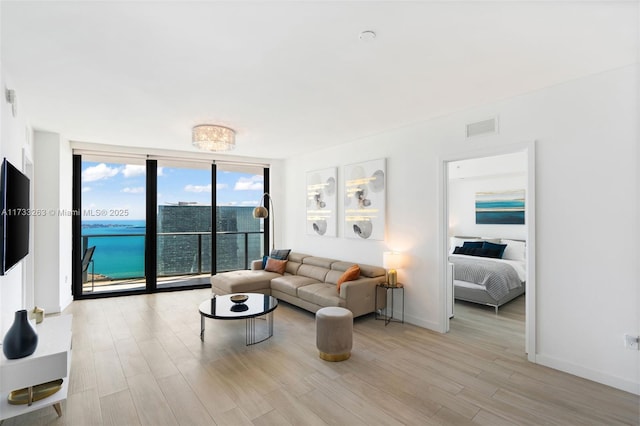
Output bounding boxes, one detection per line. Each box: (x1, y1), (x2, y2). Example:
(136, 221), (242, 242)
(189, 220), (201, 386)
(448, 152), (527, 240)
(33, 131), (73, 314)
(281, 65), (639, 394)
(0, 66), (34, 336)
(0, 67), (72, 336)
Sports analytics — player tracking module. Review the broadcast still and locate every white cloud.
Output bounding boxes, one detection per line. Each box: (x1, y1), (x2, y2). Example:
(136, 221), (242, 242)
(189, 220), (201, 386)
(122, 187), (145, 194)
(82, 186), (91, 193)
(82, 163), (119, 182)
(121, 165), (145, 178)
(240, 200), (260, 206)
(185, 184), (212, 193)
(234, 175), (264, 191)
(157, 167), (164, 176)
(217, 183), (229, 190)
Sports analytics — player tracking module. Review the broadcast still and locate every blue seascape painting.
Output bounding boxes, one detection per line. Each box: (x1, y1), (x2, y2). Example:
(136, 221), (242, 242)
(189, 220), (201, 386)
(475, 190), (525, 225)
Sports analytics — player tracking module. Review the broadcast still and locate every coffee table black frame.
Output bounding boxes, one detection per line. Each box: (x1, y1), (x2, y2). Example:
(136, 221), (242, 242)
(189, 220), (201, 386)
(199, 293), (278, 345)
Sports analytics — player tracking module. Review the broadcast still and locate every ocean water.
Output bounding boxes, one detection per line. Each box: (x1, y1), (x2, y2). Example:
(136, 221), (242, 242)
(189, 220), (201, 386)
(82, 220), (146, 278)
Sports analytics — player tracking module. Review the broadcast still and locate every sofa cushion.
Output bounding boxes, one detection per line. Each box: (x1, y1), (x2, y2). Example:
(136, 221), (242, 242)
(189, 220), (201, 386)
(285, 252), (309, 275)
(285, 259), (303, 275)
(298, 283), (346, 308)
(302, 256), (336, 269)
(297, 264), (330, 282)
(270, 275), (320, 297)
(357, 263), (386, 278)
(331, 260), (385, 279)
(325, 270), (343, 285)
(210, 270), (279, 293)
(288, 252), (311, 263)
(330, 261), (354, 272)
(336, 265), (360, 292)
(265, 258), (287, 274)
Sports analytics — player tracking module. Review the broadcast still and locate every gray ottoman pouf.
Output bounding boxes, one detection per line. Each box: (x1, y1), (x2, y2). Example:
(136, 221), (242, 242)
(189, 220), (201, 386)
(316, 307), (353, 362)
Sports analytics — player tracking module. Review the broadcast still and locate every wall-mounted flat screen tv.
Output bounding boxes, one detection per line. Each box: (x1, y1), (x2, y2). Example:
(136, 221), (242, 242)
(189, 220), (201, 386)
(0, 158), (30, 275)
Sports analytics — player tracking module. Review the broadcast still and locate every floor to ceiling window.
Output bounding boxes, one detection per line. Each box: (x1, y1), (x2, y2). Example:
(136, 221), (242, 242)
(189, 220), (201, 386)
(73, 153), (268, 298)
(79, 158), (147, 295)
(156, 161), (213, 289)
(215, 164), (265, 272)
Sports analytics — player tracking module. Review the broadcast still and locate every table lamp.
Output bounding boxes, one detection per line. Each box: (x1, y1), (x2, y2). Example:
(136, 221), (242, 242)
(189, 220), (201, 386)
(383, 251), (402, 287)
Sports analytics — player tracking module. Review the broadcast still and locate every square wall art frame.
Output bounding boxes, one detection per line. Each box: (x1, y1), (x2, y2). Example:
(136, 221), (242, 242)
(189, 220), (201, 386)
(344, 158), (386, 240)
(306, 167), (337, 237)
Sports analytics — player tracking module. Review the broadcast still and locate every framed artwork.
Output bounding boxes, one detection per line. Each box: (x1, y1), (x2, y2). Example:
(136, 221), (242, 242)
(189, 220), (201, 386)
(306, 167), (337, 237)
(475, 189), (525, 224)
(344, 158), (386, 240)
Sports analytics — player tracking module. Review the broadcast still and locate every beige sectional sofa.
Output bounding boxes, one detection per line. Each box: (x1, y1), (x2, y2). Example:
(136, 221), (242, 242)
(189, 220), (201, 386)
(210, 252), (386, 318)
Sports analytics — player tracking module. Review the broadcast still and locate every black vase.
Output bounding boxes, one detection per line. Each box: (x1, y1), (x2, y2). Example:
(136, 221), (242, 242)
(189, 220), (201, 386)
(2, 309), (38, 359)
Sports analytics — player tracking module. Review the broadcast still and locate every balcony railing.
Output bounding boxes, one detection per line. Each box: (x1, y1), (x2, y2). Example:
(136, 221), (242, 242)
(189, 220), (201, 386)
(81, 231), (264, 282)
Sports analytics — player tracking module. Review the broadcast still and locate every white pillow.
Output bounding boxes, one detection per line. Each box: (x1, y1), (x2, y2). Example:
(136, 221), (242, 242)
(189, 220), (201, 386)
(481, 237), (501, 244)
(501, 239), (526, 261)
(449, 236), (480, 254)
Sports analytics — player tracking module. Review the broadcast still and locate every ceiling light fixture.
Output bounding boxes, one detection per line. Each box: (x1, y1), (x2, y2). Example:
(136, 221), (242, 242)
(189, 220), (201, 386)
(192, 124), (235, 152)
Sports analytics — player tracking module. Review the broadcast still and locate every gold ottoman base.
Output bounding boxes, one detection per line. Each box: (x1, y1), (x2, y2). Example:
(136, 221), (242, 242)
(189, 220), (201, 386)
(319, 351), (351, 362)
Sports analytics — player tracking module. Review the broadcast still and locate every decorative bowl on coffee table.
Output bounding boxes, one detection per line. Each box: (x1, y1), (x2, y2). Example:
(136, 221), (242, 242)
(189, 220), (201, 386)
(230, 294), (249, 304)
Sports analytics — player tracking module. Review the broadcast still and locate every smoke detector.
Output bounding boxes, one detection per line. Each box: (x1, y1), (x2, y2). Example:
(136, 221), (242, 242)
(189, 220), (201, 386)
(359, 30), (376, 42)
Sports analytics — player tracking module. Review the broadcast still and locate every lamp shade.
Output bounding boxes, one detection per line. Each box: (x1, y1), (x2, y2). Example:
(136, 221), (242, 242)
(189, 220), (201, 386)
(383, 251), (402, 270)
(253, 206), (269, 219)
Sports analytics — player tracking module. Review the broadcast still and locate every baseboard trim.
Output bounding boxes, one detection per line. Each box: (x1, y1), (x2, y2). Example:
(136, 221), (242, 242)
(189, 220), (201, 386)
(404, 313), (441, 332)
(536, 354), (640, 395)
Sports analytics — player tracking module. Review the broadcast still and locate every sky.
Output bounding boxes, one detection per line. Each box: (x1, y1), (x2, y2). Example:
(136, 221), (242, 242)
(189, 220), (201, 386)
(81, 161), (264, 220)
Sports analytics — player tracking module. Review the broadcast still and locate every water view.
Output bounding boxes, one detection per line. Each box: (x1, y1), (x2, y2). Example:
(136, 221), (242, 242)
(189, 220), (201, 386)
(82, 220), (146, 279)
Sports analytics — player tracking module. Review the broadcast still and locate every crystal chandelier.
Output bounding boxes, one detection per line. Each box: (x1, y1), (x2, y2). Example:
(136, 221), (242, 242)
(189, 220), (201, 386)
(192, 125), (235, 152)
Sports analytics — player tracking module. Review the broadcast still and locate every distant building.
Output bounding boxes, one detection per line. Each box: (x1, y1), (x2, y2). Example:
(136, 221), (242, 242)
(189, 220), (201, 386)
(157, 205), (263, 275)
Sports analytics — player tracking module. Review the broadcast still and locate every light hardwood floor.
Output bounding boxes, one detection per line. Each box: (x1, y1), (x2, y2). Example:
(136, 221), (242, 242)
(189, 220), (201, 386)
(4, 289), (638, 425)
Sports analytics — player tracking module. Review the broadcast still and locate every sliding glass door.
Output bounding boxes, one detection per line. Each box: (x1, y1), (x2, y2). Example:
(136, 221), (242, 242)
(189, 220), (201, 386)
(215, 164), (265, 272)
(79, 158), (147, 295)
(156, 161), (213, 289)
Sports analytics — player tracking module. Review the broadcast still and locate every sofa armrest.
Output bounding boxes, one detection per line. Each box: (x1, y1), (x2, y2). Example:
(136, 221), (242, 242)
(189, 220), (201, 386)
(340, 276), (385, 317)
(251, 259), (263, 270)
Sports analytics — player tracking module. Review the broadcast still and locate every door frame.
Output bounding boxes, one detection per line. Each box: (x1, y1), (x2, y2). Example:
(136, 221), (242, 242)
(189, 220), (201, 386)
(438, 141), (536, 362)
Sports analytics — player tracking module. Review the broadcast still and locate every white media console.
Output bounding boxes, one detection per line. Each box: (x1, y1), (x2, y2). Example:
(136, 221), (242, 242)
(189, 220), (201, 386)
(0, 314), (72, 421)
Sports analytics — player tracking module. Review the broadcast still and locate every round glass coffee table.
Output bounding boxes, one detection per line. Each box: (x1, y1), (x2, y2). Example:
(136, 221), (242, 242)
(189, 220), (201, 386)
(199, 293), (278, 345)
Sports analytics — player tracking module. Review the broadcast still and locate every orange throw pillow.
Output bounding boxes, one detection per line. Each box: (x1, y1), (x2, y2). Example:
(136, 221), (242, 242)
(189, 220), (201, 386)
(264, 257), (287, 274)
(337, 264), (360, 292)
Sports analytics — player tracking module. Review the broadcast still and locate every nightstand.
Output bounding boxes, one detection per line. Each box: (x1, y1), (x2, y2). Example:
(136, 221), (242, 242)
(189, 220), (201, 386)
(375, 283), (404, 325)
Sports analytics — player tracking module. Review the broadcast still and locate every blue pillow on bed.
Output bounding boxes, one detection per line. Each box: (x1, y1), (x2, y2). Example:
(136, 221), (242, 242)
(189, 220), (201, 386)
(481, 242), (507, 258)
(454, 245), (504, 258)
(453, 246), (468, 255)
(462, 241), (484, 249)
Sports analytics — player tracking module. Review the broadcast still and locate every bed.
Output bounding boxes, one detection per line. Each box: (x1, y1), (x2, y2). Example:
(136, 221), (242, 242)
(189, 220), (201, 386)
(448, 236), (526, 313)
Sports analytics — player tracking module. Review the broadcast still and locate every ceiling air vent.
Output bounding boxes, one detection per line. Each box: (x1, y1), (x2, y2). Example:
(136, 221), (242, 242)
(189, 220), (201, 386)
(466, 117), (497, 138)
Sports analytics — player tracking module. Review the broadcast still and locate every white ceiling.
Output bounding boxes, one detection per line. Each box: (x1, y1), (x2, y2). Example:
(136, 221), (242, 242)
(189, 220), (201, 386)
(2, 1), (637, 160)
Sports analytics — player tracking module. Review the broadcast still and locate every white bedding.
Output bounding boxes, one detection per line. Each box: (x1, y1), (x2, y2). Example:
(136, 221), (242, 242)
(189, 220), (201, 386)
(449, 254), (526, 282)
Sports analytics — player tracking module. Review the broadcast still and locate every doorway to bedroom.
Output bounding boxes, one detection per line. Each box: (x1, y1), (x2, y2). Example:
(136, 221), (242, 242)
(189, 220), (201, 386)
(441, 144), (536, 360)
